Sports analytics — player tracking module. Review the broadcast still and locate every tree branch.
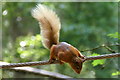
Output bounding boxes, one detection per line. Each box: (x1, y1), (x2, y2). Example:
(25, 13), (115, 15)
(1, 53), (120, 69)
(84, 53), (120, 61)
(9, 67), (72, 78)
(80, 43), (119, 52)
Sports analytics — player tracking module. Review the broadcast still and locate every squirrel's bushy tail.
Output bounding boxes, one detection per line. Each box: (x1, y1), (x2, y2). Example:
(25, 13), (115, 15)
(32, 4), (61, 49)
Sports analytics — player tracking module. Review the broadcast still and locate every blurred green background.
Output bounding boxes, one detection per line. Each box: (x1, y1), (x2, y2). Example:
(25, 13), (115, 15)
(2, 2), (119, 78)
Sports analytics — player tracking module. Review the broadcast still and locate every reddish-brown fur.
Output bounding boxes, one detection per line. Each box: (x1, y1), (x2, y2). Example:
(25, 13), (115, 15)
(32, 4), (85, 74)
(49, 42), (85, 74)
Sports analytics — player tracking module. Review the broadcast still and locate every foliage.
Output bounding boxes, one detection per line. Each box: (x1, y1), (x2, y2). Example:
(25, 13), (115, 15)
(107, 32), (120, 39)
(90, 53), (106, 66)
(15, 34), (49, 62)
(2, 2), (118, 78)
(112, 71), (120, 76)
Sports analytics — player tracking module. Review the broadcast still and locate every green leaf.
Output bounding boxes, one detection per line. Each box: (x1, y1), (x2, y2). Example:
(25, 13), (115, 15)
(107, 32), (120, 39)
(36, 34), (41, 41)
(90, 53), (106, 66)
(112, 71), (120, 76)
(90, 53), (100, 56)
(92, 59), (105, 66)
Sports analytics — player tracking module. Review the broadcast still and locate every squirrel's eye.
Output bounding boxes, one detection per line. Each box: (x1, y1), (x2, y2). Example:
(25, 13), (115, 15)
(75, 62), (78, 64)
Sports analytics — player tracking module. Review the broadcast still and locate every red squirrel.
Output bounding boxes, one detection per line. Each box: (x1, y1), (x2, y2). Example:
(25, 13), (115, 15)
(31, 4), (85, 74)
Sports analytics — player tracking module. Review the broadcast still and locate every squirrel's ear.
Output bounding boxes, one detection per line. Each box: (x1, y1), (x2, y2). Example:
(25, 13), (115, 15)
(69, 62), (83, 74)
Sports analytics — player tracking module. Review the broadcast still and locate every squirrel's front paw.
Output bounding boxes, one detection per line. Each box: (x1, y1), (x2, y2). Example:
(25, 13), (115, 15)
(59, 61), (64, 65)
(49, 59), (56, 63)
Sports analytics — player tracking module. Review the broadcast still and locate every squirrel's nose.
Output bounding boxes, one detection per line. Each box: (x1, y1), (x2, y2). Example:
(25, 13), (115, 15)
(75, 70), (80, 74)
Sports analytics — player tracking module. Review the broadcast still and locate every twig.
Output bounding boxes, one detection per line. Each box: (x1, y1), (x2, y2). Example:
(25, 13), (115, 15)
(104, 46), (116, 53)
(0, 53), (120, 69)
(81, 43), (119, 52)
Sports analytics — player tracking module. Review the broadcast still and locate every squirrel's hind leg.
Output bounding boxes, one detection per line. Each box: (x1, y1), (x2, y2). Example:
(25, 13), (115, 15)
(57, 52), (65, 64)
(49, 45), (57, 63)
